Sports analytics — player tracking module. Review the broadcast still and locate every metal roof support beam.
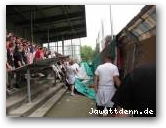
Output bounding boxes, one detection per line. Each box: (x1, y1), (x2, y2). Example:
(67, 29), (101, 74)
(47, 28), (50, 50)
(71, 39), (73, 58)
(54, 42), (56, 52)
(57, 38), (58, 53)
(33, 23), (85, 34)
(13, 6), (30, 22)
(124, 30), (140, 44)
(36, 5), (46, 18)
(62, 5), (76, 36)
(40, 30), (86, 42)
(62, 36), (64, 55)
(15, 12), (84, 26)
(7, 5), (87, 45)
(34, 24), (85, 36)
(7, 5), (59, 16)
(13, 6), (39, 30)
(30, 6), (34, 44)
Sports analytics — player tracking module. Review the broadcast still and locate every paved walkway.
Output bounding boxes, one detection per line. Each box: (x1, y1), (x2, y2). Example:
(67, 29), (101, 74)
(45, 91), (96, 117)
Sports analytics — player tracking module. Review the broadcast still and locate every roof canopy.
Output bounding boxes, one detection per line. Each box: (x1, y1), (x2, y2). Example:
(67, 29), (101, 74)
(6, 5), (87, 43)
(116, 5), (156, 44)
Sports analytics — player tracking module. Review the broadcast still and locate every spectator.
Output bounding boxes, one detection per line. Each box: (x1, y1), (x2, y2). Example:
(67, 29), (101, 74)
(35, 47), (44, 61)
(14, 45), (24, 68)
(47, 51), (52, 58)
(6, 39), (15, 90)
(112, 63), (156, 117)
(7, 39), (15, 69)
(29, 44), (34, 64)
(6, 30), (65, 90)
(6, 62), (12, 93)
(43, 47), (48, 58)
(25, 46), (31, 64)
(13, 45), (24, 88)
(22, 44), (28, 65)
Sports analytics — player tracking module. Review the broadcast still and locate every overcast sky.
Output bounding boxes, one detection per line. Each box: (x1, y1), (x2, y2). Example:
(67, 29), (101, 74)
(81, 5), (145, 49)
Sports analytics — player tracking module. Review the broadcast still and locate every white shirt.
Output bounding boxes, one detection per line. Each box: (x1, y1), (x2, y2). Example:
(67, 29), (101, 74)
(95, 62), (119, 86)
(95, 62), (119, 107)
(73, 63), (79, 72)
(66, 65), (76, 84)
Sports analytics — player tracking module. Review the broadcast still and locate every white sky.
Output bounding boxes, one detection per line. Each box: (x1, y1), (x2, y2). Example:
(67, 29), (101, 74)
(81, 5), (145, 49)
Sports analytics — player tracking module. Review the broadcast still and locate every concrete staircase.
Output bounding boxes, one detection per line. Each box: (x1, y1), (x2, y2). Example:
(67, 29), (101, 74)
(6, 77), (67, 117)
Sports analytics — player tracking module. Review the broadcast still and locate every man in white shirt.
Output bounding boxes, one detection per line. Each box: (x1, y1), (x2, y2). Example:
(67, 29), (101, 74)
(72, 60), (79, 73)
(94, 55), (121, 117)
(66, 59), (76, 96)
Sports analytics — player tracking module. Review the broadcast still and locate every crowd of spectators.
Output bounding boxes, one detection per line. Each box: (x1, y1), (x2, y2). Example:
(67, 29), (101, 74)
(6, 30), (53, 92)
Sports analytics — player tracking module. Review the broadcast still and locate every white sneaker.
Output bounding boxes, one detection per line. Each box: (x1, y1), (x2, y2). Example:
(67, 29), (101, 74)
(71, 92), (75, 96)
(6, 89), (12, 93)
(38, 73), (45, 77)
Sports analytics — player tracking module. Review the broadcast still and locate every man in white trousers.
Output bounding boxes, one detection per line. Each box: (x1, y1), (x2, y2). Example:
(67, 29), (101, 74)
(94, 55), (121, 117)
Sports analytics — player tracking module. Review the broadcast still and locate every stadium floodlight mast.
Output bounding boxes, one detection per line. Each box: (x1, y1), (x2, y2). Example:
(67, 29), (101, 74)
(110, 5), (114, 41)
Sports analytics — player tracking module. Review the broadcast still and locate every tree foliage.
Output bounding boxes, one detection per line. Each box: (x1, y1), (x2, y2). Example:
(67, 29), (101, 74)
(81, 45), (97, 62)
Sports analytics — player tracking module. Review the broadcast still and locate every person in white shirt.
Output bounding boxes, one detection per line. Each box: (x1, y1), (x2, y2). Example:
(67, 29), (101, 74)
(72, 60), (79, 73)
(94, 55), (121, 117)
(66, 59), (76, 96)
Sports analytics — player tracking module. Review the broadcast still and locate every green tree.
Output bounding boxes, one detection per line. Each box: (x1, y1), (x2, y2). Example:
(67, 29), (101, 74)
(81, 45), (96, 62)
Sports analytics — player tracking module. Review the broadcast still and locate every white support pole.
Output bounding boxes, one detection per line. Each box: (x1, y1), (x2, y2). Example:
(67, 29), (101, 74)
(71, 39), (73, 58)
(62, 36), (64, 55)
(110, 5), (114, 41)
(47, 28), (50, 50)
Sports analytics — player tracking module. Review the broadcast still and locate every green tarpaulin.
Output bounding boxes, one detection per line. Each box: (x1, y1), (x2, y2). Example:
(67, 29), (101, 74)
(75, 78), (96, 100)
(74, 39), (116, 101)
(74, 62), (96, 100)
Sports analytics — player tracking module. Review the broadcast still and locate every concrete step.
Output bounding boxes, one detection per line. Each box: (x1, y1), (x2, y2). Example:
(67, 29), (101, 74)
(6, 79), (57, 114)
(7, 83), (65, 117)
(6, 77), (55, 99)
(29, 87), (67, 117)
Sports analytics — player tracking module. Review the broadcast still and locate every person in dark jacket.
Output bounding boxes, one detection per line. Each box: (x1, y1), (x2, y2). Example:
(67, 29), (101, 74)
(112, 63), (156, 117)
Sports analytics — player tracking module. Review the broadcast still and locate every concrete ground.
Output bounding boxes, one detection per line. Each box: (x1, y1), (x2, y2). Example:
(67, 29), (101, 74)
(45, 91), (96, 117)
